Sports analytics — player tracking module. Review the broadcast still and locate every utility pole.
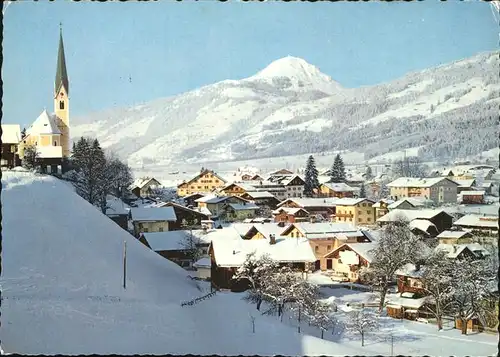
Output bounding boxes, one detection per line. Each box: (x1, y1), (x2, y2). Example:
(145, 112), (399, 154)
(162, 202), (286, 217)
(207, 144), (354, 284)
(123, 241), (127, 289)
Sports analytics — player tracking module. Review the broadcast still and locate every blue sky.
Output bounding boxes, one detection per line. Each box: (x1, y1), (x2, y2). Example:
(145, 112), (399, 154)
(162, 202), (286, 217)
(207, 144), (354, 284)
(3, 1), (498, 126)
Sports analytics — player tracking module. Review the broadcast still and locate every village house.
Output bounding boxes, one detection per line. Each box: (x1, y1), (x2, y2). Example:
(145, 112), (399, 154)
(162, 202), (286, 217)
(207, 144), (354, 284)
(386, 293), (431, 321)
(459, 191), (485, 205)
(280, 222), (372, 271)
(177, 169), (227, 197)
(323, 242), (377, 282)
(130, 177), (162, 198)
(220, 182), (257, 197)
(272, 207), (310, 224)
(240, 191), (281, 210)
(377, 209), (454, 234)
(387, 197), (434, 211)
(1, 124), (22, 169)
(372, 199), (395, 220)
(387, 177), (459, 204)
(479, 181), (495, 196)
(233, 222), (287, 241)
(276, 198), (337, 219)
(269, 168), (294, 176)
(453, 214), (498, 235)
(208, 227), (316, 290)
(154, 201), (210, 230)
(436, 230), (474, 245)
(139, 230), (210, 268)
(252, 180), (288, 200)
(105, 195), (130, 231)
(452, 179), (477, 194)
(332, 198), (376, 227)
(225, 202), (260, 222)
(193, 256), (212, 280)
(182, 192), (206, 208)
(195, 194), (253, 220)
(263, 174), (306, 199)
(130, 206), (177, 236)
(318, 182), (356, 198)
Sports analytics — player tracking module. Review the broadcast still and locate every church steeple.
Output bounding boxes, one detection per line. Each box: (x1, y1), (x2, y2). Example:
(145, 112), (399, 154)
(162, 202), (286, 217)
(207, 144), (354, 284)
(55, 23), (69, 98)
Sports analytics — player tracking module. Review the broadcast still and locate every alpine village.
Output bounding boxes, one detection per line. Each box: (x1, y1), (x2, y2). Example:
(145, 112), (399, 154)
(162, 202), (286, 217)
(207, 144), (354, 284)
(2, 28), (498, 345)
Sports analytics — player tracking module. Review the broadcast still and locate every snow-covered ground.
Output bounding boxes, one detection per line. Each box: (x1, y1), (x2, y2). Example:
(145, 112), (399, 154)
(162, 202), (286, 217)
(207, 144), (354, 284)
(2, 171), (496, 355)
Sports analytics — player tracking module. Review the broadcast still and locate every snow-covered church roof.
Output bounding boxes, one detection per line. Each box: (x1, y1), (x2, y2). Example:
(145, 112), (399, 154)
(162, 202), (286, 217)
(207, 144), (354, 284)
(26, 110), (61, 136)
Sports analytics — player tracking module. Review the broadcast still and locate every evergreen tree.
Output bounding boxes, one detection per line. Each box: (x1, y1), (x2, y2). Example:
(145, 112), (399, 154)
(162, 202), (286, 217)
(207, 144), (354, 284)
(365, 166), (373, 181)
(359, 183), (366, 198)
(22, 145), (40, 171)
(304, 155), (320, 197)
(329, 154), (346, 183)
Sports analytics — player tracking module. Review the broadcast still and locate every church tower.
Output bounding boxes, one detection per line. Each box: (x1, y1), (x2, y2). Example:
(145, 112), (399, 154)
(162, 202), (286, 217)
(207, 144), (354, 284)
(54, 24), (70, 157)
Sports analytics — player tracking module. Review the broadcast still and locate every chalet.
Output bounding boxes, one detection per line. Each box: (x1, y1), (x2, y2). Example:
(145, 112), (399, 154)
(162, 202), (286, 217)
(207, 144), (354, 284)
(105, 195), (130, 231)
(323, 242), (377, 282)
(280, 222), (372, 271)
(387, 197), (433, 210)
(239, 223), (288, 241)
(177, 169), (227, 197)
(452, 179), (476, 194)
(182, 192), (206, 208)
(436, 230), (473, 245)
(453, 214), (498, 235)
(240, 191), (281, 210)
(409, 219), (439, 238)
(277, 198), (337, 219)
(250, 174), (264, 181)
(395, 264), (426, 295)
(220, 182), (256, 197)
(269, 168), (294, 176)
(387, 177), (459, 204)
(377, 209), (454, 234)
(459, 191), (485, 205)
(130, 206), (177, 236)
(195, 195), (251, 219)
(272, 207), (310, 224)
(318, 182), (356, 198)
(1, 124), (22, 169)
(281, 175), (306, 198)
(130, 177), (162, 198)
(372, 199), (395, 219)
(140, 230), (210, 268)
(154, 201), (210, 230)
(332, 198), (376, 227)
(252, 180), (288, 200)
(208, 227), (316, 290)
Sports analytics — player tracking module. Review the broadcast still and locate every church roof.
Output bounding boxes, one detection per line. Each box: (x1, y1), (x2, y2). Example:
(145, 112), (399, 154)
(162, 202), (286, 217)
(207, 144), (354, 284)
(27, 110), (62, 136)
(55, 27), (69, 96)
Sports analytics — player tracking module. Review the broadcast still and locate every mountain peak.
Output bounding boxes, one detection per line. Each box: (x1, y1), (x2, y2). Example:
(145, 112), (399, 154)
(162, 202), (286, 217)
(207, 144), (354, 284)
(248, 56), (343, 94)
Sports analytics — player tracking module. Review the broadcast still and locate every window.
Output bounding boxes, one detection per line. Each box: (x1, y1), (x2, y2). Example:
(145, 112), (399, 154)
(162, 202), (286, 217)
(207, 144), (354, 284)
(367, 217), (371, 222)
(59, 101), (65, 110)
(362, 203), (366, 207)
(314, 246), (319, 253)
(327, 245), (331, 251)
(53, 141), (57, 146)
(367, 210), (371, 214)
(358, 211), (362, 215)
(158, 227), (164, 232)
(359, 218), (363, 223)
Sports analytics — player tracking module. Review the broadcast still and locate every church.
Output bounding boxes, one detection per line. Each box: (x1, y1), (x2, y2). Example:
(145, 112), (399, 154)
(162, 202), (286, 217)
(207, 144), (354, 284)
(15, 27), (71, 174)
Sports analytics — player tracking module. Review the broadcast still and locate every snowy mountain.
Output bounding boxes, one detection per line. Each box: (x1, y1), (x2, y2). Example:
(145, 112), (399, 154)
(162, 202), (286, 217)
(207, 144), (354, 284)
(72, 52), (499, 169)
(2, 171), (368, 355)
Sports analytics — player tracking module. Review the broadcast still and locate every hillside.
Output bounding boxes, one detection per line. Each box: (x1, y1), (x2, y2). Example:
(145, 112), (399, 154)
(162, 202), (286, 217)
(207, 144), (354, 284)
(72, 52), (499, 169)
(1, 171), (368, 355)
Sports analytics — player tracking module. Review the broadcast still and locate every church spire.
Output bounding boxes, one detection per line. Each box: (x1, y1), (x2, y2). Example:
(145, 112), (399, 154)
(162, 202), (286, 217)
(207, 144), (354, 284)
(55, 23), (69, 97)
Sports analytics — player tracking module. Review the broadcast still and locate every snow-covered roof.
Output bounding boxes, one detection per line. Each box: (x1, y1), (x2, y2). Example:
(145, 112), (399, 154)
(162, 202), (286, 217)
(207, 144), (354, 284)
(131, 177), (162, 190)
(195, 194), (230, 204)
(277, 198), (337, 208)
(293, 222), (359, 235)
(386, 295), (430, 309)
(326, 242), (377, 263)
(395, 263), (424, 278)
(243, 191), (276, 199)
(409, 219), (437, 233)
(280, 174), (305, 186)
(387, 177), (458, 188)
(387, 198), (432, 209)
(130, 207), (177, 222)
(105, 195), (130, 216)
(223, 182), (257, 191)
(247, 223), (288, 239)
(452, 179), (476, 187)
(453, 214), (498, 229)
(272, 207), (309, 215)
(377, 209), (450, 223)
(435, 243), (490, 259)
(193, 256), (211, 268)
(333, 198), (375, 206)
(192, 206), (213, 216)
(228, 203), (260, 211)
(142, 230), (209, 251)
(460, 191), (485, 196)
(211, 234), (316, 268)
(436, 230), (472, 239)
(1, 124), (21, 144)
(26, 110), (61, 136)
(36, 145), (63, 158)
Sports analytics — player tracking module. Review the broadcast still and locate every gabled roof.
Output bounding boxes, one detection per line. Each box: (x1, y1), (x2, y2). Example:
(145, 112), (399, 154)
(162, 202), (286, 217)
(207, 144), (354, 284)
(242, 191), (276, 199)
(142, 230), (209, 251)
(178, 169), (227, 188)
(1, 124), (21, 144)
(460, 191), (485, 196)
(387, 198), (433, 209)
(105, 195), (130, 216)
(387, 177), (459, 188)
(321, 182), (356, 192)
(281, 174), (306, 186)
(377, 209), (451, 223)
(228, 203), (259, 211)
(131, 177), (162, 190)
(333, 198), (375, 206)
(435, 243), (489, 259)
(183, 192), (206, 200)
(272, 207), (309, 215)
(130, 207), (177, 222)
(283, 222), (361, 239)
(453, 215), (498, 229)
(324, 242), (378, 263)
(195, 195), (248, 205)
(244, 223), (289, 240)
(451, 179), (476, 187)
(436, 230), (472, 239)
(222, 182), (257, 192)
(26, 110), (61, 136)
(372, 199), (395, 208)
(156, 201), (210, 218)
(409, 219), (437, 234)
(277, 198), (338, 209)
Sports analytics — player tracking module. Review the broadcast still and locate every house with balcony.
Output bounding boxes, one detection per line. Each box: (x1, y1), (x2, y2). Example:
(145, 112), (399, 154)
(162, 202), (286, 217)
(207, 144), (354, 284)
(272, 207), (310, 224)
(177, 169), (227, 197)
(387, 177), (459, 204)
(323, 242), (377, 282)
(332, 198), (376, 227)
(276, 198), (337, 219)
(372, 199), (394, 219)
(318, 182), (356, 198)
(377, 209), (454, 234)
(436, 230), (474, 245)
(452, 214), (498, 235)
(130, 177), (162, 198)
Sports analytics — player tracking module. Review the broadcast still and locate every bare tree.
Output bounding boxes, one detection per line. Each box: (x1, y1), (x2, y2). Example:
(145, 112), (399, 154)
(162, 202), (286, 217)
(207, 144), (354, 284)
(345, 309), (379, 347)
(179, 218), (203, 266)
(309, 301), (337, 339)
(360, 217), (425, 312)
